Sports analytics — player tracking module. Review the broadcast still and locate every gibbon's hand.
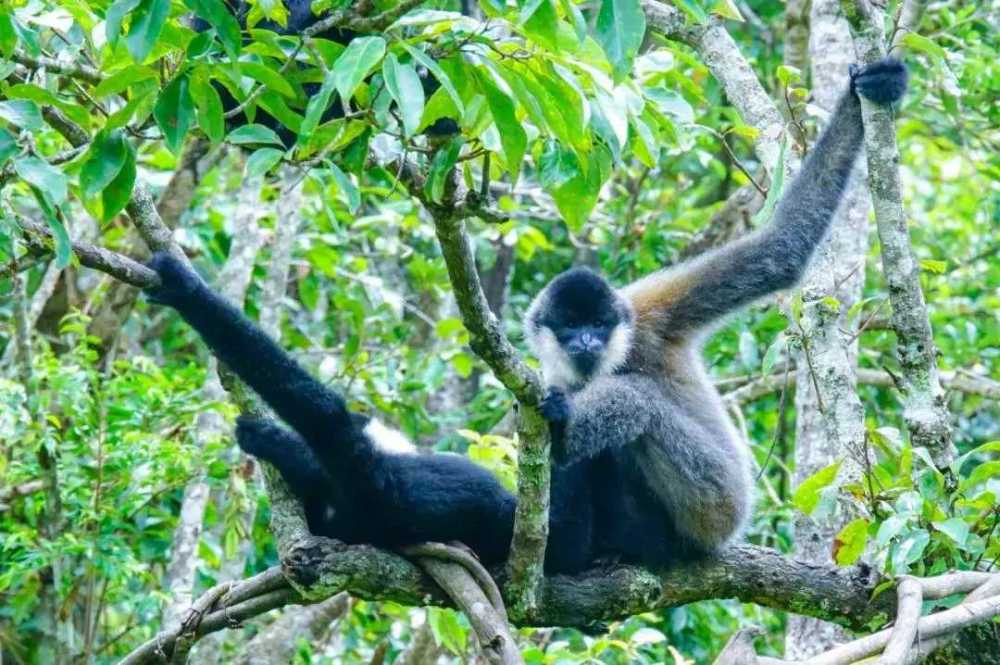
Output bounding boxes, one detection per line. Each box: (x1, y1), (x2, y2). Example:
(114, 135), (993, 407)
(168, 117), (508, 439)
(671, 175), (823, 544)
(850, 58), (908, 105)
(145, 251), (205, 307)
(541, 387), (570, 424)
(541, 388), (571, 461)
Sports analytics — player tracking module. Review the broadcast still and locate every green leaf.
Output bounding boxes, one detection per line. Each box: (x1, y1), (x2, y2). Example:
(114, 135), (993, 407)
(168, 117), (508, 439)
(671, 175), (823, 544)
(244, 147), (284, 177)
(126, 0), (170, 62)
(425, 137), (464, 204)
(14, 156), (68, 204)
(154, 73), (195, 154)
(29, 186), (71, 268)
(674, 0), (709, 23)
(299, 71), (338, 143)
(241, 61), (297, 99)
(184, 0), (242, 61)
(332, 36), (386, 105)
(933, 518), (970, 547)
(538, 141), (609, 231)
(0, 11), (17, 58)
(893, 530), (930, 571)
(93, 65), (158, 97)
(0, 99), (43, 131)
(0, 128), (17, 167)
(427, 607), (467, 655)
(833, 518), (869, 565)
(595, 0), (646, 82)
(753, 135), (787, 225)
(80, 130), (129, 199)
(901, 32), (947, 62)
(400, 43), (464, 114)
(101, 143), (136, 221)
(876, 515), (908, 547)
(479, 76), (526, 182)
(711, 0), (743, 21)
(190, 70), (225, 143)
(227, 123), (284, 146)
(521, 0), (560, 51)
(761, 332), (786, 376)
(382, 54), (424, 138)
(792, 460), (841, 515)
(920, 258), (947, 274)
(326, 161), (360, 213)
(106, 0), (142, 45)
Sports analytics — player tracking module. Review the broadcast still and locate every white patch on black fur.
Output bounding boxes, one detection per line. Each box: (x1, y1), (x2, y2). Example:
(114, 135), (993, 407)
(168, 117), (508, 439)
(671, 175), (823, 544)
(363, 418), (416, 455)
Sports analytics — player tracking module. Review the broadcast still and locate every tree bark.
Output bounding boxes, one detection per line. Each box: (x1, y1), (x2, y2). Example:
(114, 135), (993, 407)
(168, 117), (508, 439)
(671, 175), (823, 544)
(786, 0), (873, 657)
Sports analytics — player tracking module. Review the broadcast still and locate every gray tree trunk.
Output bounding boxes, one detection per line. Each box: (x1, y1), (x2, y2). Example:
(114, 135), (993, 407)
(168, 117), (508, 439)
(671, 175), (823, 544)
(785, 0), (871, 657)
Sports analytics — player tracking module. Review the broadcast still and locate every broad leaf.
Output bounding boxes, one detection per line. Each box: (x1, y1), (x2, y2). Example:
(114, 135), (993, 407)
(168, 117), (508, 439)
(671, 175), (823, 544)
(244, 147), (284, 177)
(382, 54), (424, 138)
(154, 73), (195, 154)
(190, 70), (225, 143)
(791, 460), (841, 515)
(80, 130), (130, 200)
(101, 143), (136, 221)
(126, 0), (170, 62)
(0, 128), (17, 166)
(479, 76), (526, 182)
(833, 518), (869, 565)
(0, 99), (43, 130)
(185, 0), (242, 61)
(241, 61), (296, 99)
(14, 156), (68, 204)
(425, 137), (463, 203)
(595, 0), (646, 82)
(401, 43), (464, 114)
(332, 36), (386, 105)
(227, 123), (284, 146)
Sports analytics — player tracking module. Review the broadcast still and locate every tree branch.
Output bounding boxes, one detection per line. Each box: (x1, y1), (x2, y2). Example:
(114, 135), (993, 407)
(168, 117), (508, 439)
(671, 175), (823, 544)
(840, 0), (956, 467)
(15, 217), (160, 288)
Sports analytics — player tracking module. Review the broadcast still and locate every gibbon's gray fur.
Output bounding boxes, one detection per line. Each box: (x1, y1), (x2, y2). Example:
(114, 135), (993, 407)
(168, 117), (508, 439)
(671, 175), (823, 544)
(526, 58), (908, 564)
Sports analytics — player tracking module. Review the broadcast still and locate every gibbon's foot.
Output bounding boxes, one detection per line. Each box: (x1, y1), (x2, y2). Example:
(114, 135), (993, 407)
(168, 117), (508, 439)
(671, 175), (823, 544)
(145, 251), (205, 306)
(850, 58), (908, 105)
(540, 387), (570, 424)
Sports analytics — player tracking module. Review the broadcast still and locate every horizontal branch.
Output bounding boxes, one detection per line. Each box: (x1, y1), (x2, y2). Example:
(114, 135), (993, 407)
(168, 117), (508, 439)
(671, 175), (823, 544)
(16, 217), (160, 288)
(278, 537), (894, 631)
(11, 49), (103, 84)
(722, 366), (999, 403)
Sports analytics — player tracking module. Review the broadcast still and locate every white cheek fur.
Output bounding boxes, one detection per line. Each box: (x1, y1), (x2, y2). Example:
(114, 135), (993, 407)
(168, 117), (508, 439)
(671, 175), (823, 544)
(534, 328), (582, 389)
(595, 324), (632, 378)
(364, 418), (416, 455)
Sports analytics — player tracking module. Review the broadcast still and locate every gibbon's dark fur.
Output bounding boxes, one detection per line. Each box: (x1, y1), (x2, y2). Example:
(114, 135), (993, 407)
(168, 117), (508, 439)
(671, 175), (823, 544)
(147, 59), (907, 573)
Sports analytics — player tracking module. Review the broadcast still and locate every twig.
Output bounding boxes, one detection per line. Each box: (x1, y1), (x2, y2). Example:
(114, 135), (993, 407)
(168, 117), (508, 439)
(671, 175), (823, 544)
(11, 49), (102, 84)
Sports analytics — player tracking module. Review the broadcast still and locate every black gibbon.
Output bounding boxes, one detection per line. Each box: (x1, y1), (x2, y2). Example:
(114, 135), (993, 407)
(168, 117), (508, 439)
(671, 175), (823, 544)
(147, 58), (907, 573)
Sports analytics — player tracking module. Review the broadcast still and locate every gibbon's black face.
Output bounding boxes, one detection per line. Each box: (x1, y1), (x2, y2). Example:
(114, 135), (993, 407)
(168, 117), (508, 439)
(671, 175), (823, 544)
(527, 268), (634, 386)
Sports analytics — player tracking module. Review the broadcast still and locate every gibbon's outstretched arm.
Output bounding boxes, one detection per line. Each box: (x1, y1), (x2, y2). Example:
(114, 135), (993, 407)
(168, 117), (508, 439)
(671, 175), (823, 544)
(624, 59), (908, 335)
(146, 253), (351, 441)
(544, 374), (660, 463)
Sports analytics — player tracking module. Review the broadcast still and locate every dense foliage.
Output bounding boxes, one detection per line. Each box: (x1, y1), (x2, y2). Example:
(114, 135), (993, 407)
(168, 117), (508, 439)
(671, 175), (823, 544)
(0, 0), (997, 663)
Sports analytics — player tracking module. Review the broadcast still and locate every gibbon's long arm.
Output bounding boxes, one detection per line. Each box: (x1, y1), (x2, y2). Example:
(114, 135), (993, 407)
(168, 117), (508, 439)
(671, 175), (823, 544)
(147, 253), (352, 441)
(624, 59), (907, 336)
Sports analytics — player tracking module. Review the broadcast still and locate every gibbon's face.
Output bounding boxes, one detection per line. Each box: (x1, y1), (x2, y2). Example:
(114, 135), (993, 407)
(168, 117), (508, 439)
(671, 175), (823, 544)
(527, 268), (634, 387)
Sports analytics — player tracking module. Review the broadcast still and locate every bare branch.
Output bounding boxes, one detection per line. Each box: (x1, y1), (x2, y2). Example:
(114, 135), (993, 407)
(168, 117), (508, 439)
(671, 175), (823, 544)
(16, 217), (160, 288)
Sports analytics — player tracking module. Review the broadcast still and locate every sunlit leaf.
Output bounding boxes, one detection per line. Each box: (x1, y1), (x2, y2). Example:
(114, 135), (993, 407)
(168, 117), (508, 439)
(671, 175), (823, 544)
(332, 36), (386, 105)
(154, 73), (195, 154)
(595, 0), (646, 82)
(382, 53), (424, 138)
(792, 460), (841, 515)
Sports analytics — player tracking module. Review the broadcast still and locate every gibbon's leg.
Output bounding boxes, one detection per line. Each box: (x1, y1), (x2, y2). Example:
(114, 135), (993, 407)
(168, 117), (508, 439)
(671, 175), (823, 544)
(147, 253), (351, 442)
(629, 396), (753, 554)
(234, 416), (331, 497)
(623, 59), (908, 334)
(542, 374), (660, 464)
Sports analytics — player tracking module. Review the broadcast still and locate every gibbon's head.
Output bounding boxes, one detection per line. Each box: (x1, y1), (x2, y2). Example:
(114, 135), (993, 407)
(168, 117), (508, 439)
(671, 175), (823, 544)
(526, 267), (635, 389)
